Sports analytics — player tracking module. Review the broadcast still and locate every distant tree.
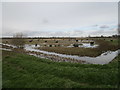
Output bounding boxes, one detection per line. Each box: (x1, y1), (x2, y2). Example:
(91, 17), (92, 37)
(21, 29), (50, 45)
(11, 32), (26, 48)
(101, 35), (104, 38)
(88, 35), (91, 38)
(112, 34), (118, 38)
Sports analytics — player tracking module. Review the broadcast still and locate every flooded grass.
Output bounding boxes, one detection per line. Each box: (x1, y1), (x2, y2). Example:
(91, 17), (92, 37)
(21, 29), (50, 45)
(2, 50), (119, 88)
(38, 47), (100, 57)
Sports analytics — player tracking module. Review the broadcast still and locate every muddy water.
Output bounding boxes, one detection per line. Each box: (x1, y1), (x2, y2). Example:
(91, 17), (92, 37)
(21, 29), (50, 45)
(24, 44), (119, 65)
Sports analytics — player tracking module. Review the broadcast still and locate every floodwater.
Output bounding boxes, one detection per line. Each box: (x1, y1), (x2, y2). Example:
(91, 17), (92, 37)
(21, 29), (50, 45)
(0, 43), (17, 48)
(0, 43), (13, 51)
(24, 44), (119, 65)
(67, 43), (98, 48)
(79, 43), (98, 48)
(1, 43), (119, 64)
(0, 48), (12, 51)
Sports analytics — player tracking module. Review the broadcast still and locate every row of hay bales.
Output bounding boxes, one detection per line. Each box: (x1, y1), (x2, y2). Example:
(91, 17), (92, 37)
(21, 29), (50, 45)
(29, 40), (59, 43)
(35, 42), (95, 48)
(28, 39), (113, 45)
(40, 44), (64, 47)
(29, 39), (95, 43)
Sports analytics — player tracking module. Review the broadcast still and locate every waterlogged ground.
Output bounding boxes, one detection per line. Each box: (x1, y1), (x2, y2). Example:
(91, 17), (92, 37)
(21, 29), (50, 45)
(2, 50), (119, 88)
(38, 39), (119, 57)
(1, 43), (119, 64)
(1, 38), (120, 64)
(6, 38), (119, 56)
(24, 44), (119, 64)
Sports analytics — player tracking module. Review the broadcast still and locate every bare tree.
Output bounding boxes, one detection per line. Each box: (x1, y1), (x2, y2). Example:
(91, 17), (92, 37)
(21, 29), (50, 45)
(11, 32), (26, 48)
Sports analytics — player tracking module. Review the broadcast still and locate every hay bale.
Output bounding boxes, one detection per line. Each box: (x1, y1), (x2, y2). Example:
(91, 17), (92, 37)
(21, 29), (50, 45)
(90, 42), (94, 46)
(29, 40), (33, 42)
(76, 40), (78, 42)
(35, 44), (37, 47)
(58, 44), (60, 47)
(55, 41), (58, 43)
(49, 45), (52, 47)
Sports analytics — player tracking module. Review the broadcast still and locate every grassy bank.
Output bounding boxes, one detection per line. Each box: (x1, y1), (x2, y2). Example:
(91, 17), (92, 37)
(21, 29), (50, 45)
(2, 50), (119, 88)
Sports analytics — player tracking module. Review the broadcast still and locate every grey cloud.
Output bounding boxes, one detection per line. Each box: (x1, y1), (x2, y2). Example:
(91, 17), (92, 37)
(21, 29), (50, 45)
(99, 25), (109, 28)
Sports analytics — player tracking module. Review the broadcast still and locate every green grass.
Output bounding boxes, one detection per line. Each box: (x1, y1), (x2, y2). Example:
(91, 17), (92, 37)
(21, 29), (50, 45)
(106, 39), (118, 45)
(38, 47), (101, 57)
(2, 50), (119, 88)
(0, 50), (2, 89)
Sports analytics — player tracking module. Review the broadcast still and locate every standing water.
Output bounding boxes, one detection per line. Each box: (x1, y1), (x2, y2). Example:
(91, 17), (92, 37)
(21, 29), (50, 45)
(1, 43), (119, 64)
(24, 44), (119, 65)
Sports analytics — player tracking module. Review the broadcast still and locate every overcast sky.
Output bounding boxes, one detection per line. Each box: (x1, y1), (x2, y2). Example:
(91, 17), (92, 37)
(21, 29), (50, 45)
(2, 2), (118, 37)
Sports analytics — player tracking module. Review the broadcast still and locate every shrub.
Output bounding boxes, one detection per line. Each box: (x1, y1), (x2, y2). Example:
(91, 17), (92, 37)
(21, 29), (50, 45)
(110, 40), (113, 42)
(73, 44), (79, 47)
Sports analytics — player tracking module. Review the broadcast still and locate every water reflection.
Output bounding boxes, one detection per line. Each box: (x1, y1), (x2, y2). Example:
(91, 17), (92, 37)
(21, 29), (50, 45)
(24, 44), (119, 65)
(1, 43), (119, 65)
(67, 43), (98, 48)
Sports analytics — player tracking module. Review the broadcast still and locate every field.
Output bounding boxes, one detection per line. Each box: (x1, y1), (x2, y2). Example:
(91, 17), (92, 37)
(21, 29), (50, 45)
(2, 50), (119, 88)
(2, 37), (120, 88)
(38, 39), (119, 57)
(2, 1), (119, 89)
(2, 37), (119, 57)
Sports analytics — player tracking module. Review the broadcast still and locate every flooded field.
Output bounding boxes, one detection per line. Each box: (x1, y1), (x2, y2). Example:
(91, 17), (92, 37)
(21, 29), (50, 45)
(1, 37), (120, 65)
(24, 44), (119, 64)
